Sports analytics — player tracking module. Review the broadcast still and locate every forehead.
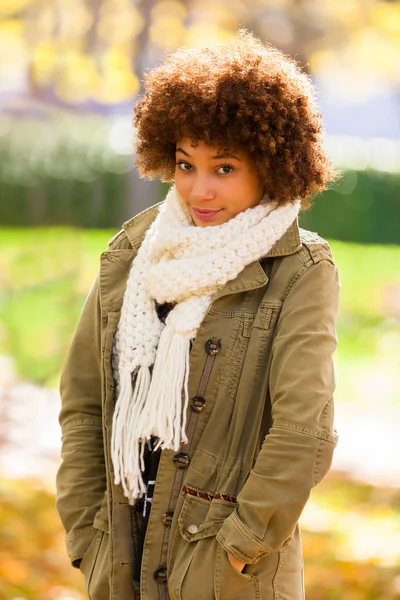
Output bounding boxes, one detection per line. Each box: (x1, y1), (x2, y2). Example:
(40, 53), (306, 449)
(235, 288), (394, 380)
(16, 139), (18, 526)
(176, 137), (246, 160)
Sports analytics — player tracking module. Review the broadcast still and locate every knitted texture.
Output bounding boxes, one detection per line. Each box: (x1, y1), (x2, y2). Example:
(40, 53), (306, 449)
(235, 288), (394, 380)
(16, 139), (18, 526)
(112, 185), (301, 503)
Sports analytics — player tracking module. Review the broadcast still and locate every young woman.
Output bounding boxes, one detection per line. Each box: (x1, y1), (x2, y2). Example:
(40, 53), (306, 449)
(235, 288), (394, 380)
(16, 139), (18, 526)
(56, 30), (340, 600)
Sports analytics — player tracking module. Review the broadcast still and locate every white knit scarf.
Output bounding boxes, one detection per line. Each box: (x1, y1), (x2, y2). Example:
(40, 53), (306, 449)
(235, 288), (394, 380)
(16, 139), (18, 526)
(112, 185), (300, 503)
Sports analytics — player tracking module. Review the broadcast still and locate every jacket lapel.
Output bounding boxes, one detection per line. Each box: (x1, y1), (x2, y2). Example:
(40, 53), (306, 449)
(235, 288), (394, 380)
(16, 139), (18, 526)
(211, 217), (302, 301)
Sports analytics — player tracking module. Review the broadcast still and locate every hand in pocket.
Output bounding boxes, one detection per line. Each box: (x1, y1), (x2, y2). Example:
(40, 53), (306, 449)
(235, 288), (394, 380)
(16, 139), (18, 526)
(227, 552), (246, 574)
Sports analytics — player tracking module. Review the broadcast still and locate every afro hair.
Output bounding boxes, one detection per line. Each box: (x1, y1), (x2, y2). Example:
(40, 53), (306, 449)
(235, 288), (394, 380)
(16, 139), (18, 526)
(133, 30), (339, 209)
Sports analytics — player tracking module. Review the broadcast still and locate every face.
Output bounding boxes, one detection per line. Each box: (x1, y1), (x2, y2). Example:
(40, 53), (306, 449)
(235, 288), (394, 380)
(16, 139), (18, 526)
(174, 138), (264, 227)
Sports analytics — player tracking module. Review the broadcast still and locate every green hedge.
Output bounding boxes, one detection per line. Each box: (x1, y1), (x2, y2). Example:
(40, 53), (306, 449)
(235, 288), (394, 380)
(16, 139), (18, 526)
(1, 168), (399, 244)
(300, 169), (400, 245)
(0, 173), (127, 229)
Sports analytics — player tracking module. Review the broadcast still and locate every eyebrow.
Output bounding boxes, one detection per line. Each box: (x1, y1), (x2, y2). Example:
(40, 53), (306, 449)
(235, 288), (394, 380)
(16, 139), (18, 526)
(176, 147), (241, 161)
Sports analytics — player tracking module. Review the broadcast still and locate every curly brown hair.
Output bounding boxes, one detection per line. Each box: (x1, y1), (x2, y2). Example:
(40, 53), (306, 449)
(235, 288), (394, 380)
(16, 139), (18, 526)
(133, 30), (339, 209)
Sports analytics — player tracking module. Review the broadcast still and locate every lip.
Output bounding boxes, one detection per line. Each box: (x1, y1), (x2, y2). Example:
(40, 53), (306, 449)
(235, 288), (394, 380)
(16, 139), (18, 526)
(192, 207), (222, 221)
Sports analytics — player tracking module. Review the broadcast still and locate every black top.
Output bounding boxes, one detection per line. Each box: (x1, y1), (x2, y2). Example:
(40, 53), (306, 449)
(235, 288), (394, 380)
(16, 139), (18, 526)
(132, 301), (175, 588)
(132, 437), (162, 587)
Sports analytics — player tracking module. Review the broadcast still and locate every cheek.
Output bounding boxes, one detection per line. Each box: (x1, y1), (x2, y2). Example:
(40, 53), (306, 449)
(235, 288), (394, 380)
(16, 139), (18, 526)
(174, 175), (188, 204)
(228, 189), (261, 216)
(175, 171), (190, 193)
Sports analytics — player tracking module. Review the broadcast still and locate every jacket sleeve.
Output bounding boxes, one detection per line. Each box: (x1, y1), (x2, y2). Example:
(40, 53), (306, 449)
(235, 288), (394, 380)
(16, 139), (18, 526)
(56, 272), (107, 566)
(216, 258), (340, 564)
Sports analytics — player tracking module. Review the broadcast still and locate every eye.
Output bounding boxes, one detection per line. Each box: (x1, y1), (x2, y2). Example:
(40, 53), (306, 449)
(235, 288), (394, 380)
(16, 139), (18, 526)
(176, 161), (193, 172)
(217, 164), (234, 175)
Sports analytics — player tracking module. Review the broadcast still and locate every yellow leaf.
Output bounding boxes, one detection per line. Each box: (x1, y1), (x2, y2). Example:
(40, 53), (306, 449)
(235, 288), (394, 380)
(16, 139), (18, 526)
(0, 0), (35, 19)
(370, 2), (400, 37)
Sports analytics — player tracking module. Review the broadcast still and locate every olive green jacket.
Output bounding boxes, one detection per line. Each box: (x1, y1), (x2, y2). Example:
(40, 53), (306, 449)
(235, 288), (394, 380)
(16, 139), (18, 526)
(56, 202), (340, 600)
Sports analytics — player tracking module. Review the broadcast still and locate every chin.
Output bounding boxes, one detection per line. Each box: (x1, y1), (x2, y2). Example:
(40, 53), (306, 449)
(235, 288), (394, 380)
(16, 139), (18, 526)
(193, 219), (209, 228)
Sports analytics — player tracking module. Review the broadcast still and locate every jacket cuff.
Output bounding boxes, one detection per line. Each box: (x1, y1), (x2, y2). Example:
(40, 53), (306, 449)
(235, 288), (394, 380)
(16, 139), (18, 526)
(216, 511), (272, 564)
(66, 525), (97, 566)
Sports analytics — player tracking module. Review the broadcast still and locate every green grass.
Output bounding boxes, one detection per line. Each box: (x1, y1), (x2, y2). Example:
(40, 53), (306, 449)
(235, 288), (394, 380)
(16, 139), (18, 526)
(0, 227), (114, 386)
(1, 228), (399, 399)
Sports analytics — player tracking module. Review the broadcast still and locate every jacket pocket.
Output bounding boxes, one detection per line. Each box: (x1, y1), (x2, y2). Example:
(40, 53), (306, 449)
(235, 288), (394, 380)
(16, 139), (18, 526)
(242, 301), (282, 338)
(168, 493), (235, 577)
(214, 542), (261, 600)
(168, 492), (258, 600)
(79, 528), (109, 600)
(80, 493), (110, 600)
(178, 494), (236, 542)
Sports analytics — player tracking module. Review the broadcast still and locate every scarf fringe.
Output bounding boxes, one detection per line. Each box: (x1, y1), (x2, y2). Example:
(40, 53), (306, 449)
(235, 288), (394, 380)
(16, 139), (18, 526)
(111, 367), (151, 502)
(112, 325), (191, 503)
(138, 324), (190, 450)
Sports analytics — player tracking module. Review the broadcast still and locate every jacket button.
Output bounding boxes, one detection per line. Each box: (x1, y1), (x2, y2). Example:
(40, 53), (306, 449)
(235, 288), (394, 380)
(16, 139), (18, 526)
(188, 524), (199, 534)
(154, 566), (167, 583)
(190, 395), (206, 412)
(205, 337), (221, 356)
(173, 452), (190, 468)
(162, 511), (174, 526)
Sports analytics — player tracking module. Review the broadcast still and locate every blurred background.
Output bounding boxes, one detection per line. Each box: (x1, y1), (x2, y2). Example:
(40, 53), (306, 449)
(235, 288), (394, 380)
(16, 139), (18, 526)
(0, 1), (399, 599)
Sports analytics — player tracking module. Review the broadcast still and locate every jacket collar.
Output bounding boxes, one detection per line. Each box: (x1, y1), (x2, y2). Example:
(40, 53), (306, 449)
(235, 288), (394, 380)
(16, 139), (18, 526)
(123, 202), (162, 249)
(263, 216), (301, 258)
(123, 204), (302, 299)
(213, 216), (302, 300)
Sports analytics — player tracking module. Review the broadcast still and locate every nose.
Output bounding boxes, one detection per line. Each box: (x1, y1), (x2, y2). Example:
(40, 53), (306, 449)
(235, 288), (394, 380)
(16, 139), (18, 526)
(190, 174), (215, 201)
